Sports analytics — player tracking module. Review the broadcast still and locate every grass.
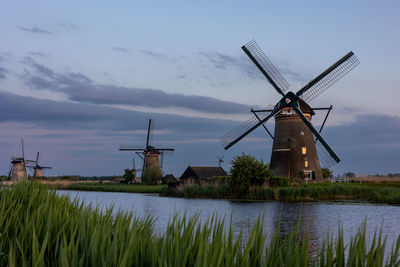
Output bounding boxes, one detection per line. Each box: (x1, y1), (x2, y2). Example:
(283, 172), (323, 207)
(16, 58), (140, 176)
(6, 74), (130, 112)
(0, 182), (399, 266)
(64, 182), (165, 193)
(174, 183), (400, 204)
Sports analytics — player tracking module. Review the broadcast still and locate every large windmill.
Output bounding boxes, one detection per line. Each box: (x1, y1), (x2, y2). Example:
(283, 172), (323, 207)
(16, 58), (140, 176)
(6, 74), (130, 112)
(119, 119), (174, 181)
(220, 40), (359, 181)
(8, 139), (27, 181)
(26, 152), (52, 178)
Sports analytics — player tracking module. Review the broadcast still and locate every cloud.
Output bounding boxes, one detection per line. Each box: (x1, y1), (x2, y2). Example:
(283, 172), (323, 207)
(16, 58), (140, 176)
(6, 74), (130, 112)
(58, 22), (79, 31)
(139, 49), (168, 60)
(0, 56), (7, 79)
(324, 114), (400, 147)
(110, 46), (130, 54)
(0, 67), (8, 80)
(22, 58), (250, 114)
(198, 51), (310, 83)
(0, 92), (237, 134)
(198, 51), (260, 79)
(29, 51), (48, 57)
(17, 26), (54, 35)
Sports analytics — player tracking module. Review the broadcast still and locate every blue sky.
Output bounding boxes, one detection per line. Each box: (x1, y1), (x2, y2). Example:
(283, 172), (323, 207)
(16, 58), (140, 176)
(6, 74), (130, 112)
(1, 1), (400, 176)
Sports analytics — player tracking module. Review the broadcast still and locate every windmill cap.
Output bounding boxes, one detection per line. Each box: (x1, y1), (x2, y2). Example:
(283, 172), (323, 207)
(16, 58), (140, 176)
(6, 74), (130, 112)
(298, 98), (315, 116)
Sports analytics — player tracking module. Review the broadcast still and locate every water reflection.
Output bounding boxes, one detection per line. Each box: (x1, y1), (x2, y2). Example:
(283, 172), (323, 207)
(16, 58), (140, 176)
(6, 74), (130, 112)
(58, 190), (400, 249)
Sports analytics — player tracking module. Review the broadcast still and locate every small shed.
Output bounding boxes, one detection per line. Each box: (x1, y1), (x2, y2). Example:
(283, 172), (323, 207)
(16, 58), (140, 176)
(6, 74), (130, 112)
(180, 166), (227, 185)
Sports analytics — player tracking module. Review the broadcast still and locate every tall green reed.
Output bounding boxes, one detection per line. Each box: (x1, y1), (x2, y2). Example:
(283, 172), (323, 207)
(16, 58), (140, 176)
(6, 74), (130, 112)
(0, 182), (399, 266)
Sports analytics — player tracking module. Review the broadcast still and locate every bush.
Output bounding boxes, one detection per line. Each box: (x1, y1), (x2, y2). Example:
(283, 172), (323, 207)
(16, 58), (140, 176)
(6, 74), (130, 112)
(122, 168), (135, 183)
(229, 153), (273, 197)
(321, 168), (333, 179)
(143, 166), (163, 185)
(268, 176), (289, 187)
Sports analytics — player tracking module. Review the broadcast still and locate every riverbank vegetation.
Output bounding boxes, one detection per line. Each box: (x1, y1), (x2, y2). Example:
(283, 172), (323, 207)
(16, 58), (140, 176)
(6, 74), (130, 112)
(164, 153), (400, 204)
(167, 182), (400, 204)
(64, 182), (164, 193)
(0, 182), (399, 266)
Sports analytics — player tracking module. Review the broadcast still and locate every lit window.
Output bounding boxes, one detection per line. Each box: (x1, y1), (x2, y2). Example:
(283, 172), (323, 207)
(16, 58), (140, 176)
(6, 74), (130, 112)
(304, 161), (309, 168)
(302, 147), (307, 155)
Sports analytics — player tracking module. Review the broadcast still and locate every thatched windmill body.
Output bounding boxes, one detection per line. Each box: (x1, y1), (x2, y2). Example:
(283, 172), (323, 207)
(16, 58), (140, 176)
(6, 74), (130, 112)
(119, 119), (174, 181)
(26, 152), (52, 178)
(8, 139), (27, 181)
(220, 40), (359, 181)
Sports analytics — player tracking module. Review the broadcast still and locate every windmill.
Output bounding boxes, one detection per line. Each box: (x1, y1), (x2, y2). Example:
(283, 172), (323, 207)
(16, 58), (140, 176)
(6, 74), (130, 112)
(8, 139), (27, 181)
(119, 119), (175, 181)
(220, 40), (359, 181)
(26, 152), (52, 178)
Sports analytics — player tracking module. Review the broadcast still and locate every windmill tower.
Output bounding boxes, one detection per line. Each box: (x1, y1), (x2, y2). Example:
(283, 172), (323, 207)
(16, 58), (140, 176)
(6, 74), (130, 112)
(119, 119), (175, 181)
(26, 152), (52, 178)
(8, 139), (27, 181)
(220, 40), (359, 181)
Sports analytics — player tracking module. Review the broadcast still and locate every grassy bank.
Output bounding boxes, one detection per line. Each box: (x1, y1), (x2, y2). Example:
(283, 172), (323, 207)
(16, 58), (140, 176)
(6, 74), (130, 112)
(171, 183), (400, 204)
(64, 182), (165, 193)
(1, 182), (399, 266)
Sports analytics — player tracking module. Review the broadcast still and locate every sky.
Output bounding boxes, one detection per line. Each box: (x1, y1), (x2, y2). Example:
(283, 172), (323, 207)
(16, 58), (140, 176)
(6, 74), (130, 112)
(1, 1), (400, 177)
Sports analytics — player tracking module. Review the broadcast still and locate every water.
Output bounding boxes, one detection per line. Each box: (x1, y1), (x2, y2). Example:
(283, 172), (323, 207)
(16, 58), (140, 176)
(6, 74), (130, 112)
(58, 190), (400, 248)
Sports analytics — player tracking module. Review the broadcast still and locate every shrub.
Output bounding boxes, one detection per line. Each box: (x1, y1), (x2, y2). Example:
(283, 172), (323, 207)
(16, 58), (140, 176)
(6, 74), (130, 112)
(268, 176), (290, 187)
(321, 168), (333, 179)
(229, 153), (273, 197)
(122, 168), (135, 183)
(143, 166), (163, 185)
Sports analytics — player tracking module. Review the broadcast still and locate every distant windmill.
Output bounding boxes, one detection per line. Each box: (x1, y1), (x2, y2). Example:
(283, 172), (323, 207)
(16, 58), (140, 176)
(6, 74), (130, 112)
(26, 152), (52, 178)
(8, 139), (27, 181)
(119, 119), (175, 181)
(220, 40), (359, 181)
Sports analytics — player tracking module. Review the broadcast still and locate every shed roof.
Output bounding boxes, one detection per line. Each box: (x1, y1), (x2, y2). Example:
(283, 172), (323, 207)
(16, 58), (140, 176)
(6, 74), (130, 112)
(181, 166), (227, 180)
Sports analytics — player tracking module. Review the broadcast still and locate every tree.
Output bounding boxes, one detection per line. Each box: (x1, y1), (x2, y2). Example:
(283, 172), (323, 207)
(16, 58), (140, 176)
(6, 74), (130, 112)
(229, 153), (273, 196)
(321, 168), (333, 179)
(343, 172), (356, 178)
(122, 169), (135, 183)
(143, 166), (163, 185)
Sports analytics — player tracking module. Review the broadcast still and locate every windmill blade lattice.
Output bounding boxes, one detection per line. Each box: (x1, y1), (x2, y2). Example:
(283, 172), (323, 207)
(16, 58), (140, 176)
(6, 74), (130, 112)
(299, 52), (359, 103)
(315, 139), (338, 168)
(219, 104), (274, 149)
(243, 40), (290, 94)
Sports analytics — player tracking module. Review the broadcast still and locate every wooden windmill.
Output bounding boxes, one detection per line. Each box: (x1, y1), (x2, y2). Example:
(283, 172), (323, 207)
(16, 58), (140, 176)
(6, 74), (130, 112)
(220, 40), (359, 181)
(26, 152), (52, 178)
(8, 139), (27, 181)
(119, 119), (174, 181)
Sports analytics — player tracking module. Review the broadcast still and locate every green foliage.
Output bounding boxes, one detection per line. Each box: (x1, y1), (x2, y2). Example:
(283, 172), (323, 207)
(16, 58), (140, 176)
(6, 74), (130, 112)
(344, 172), (356, 178)
(229, 153), (273, 196)
(122, 168), (135, 183)
(248, 186), (275, 200)
(0, 182), (399, 266)
(321, 168), (333, 179)
(269, 176), (290, 187)
(142, 166), (163, 185)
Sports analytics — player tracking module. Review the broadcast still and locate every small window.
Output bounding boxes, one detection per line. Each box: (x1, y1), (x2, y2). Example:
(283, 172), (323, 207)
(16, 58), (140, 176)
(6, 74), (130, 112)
(302, 147), (307, 155)
(304, 160), (309, 168)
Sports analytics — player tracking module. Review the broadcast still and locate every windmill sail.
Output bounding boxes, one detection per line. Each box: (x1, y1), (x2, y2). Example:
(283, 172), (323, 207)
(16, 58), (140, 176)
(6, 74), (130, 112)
(297, 52), (359, 103)
(219, 104), (275, 149)
(315, 139), (338, 168)
(242, 39), (290, 95)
